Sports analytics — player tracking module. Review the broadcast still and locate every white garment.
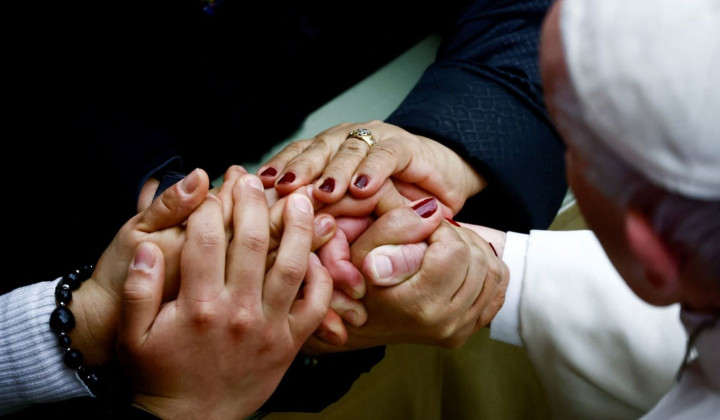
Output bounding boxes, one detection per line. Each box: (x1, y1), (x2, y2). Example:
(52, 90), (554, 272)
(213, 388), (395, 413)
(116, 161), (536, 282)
(0, 279), (92, 415)
(492, 230), (689, 419)
(642, 311), (720, 419)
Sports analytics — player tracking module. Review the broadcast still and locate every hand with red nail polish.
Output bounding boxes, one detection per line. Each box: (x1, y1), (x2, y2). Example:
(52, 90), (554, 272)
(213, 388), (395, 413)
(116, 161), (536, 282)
(257, 121), (487, 215)
(303, 197), (509, 352)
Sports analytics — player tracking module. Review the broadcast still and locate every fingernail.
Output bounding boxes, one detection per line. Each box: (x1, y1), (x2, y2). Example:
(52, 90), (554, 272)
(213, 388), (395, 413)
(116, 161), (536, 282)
(291, 194), (312, 213)
(309, 252), (322, 266)
(318, 178), (335, 193)
(260, 167), (277, 177)
(343, 310), (359, 326)
(244, 176), (264, 191)
(489, 242), (498, 257)
(412, 198), (437, 218)
(132, 243), (156, 271)
(317, 330), (341, 346)
(445, 218), (461, 227)
(314, 217), (335, 237)
(278, 172), (296, 184)
(353, 174), (369, 189)
(370, 254), (393, 281)
(181, 169), (200, 193)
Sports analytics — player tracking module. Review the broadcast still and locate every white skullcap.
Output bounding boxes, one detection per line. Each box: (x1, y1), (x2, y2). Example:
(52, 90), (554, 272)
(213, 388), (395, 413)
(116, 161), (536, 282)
(560, 0), (720, 199)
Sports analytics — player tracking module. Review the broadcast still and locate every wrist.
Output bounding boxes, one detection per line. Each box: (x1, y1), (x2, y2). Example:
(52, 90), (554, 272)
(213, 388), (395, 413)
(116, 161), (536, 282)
(460, 224), (507, 258)
(70, 278), (120, 366)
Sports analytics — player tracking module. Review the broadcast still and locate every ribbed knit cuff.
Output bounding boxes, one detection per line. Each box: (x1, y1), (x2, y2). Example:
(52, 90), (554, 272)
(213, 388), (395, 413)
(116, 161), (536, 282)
(0, 279), (92, 415)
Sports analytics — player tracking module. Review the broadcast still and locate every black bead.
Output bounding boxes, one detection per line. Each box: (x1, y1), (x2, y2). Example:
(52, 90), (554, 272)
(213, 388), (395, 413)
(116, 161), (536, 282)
(84, 371), (102, 387)
(63, 348), (83, 369)
(55, 285), (72, 305)
(77, 264), (94, 279)
(50, 265), (109, 399)
(49, 306), (75, 333)
(58, 333), (72, 348)
(302, 356), (319, 367)
(63, 272), (83, 290)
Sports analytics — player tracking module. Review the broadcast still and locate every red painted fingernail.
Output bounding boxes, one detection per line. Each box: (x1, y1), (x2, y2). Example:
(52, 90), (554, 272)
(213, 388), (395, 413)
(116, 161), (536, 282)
(489, 242), (498, 257)
(445, 218), (461, 227)
(354, 174), (369, 189)
(260, 167), (277, 177)
(278, 172), (296, 184)
(412, 198), (437, 218)
(319, 178), (335, 193)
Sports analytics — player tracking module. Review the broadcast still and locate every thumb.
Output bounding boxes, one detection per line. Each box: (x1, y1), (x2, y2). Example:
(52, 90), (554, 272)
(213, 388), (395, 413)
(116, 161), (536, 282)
(119, 242), (165, 348)
(362, 243), (428, 286)
(349, 197), (443, 268)
(136, 168), (211, 232)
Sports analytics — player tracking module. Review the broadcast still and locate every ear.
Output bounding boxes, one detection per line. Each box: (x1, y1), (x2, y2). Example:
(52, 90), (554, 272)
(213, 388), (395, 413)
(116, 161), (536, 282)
(624, 210), (681, 295)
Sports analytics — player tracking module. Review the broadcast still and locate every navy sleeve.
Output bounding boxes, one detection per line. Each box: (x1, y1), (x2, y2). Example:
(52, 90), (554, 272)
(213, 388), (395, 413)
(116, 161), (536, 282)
(386, 0), (567, 232)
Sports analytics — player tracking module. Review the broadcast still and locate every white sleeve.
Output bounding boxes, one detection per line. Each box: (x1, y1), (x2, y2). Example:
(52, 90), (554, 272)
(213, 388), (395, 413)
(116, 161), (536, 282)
(489, 231), (528, 347)
(0, 279), (92, 415)
(518, 229), (686, 419)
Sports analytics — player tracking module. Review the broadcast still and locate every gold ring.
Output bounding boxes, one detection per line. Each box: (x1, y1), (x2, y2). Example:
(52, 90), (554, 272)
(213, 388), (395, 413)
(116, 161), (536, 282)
(347, 128), (376, 148)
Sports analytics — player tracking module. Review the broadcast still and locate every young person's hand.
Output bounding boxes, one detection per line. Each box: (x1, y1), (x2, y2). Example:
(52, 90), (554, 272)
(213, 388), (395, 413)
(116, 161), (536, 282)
(118, 177), (333, 419)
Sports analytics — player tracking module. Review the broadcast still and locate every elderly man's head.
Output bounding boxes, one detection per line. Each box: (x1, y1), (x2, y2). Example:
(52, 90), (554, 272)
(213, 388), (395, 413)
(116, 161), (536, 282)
(539, 0), (720, 311)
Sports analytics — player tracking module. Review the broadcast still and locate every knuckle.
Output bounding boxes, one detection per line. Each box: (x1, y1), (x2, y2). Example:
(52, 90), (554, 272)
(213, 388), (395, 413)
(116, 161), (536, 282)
(239, 229), (268, 254)
(195, 229), (225, 252)
(341, 141), (370, 157)
(371, 143), (398, 160)
(309, 135), (336, 154)
(431, 240), (470, 267)
(275, 259), (307, 284)
(282, 140), (310, 156)
(228, 308), (259, 333)
(287, 155), (321, 173)
(188, 301), (220, 328)
(287, 218), (314, 237)
(122, 282), (152, 304)
(428, 319), (457, 344)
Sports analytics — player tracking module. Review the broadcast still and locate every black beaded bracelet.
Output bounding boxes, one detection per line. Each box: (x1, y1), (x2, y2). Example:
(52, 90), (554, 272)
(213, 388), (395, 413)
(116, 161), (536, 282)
(48, 264), (111, 396)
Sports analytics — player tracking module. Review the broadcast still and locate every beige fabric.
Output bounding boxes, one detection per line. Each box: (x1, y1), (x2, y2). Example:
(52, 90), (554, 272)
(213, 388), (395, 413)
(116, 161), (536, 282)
(265, 330), (549, 420)
(262, 204), (588, 420)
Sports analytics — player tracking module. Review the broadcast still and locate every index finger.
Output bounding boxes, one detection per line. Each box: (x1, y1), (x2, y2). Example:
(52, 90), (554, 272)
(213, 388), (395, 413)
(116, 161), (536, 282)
(259, 124), (350, 195)
(180, 194), (226, 301)
(225, 175), (270, 302)
(135, 168), (210, 233)
(264, 193), (316, 316)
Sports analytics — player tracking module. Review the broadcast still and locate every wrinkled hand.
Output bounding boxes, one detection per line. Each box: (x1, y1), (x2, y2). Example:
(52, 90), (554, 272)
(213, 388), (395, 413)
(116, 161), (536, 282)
(117, 177), (333, 419)
(304, 197), (509, 354)
(256, 121), (486, 214)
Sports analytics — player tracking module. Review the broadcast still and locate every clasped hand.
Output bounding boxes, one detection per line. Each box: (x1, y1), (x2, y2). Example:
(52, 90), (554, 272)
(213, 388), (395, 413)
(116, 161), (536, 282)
(255, 120), (510, 353)
(117, 173), (333, 419)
